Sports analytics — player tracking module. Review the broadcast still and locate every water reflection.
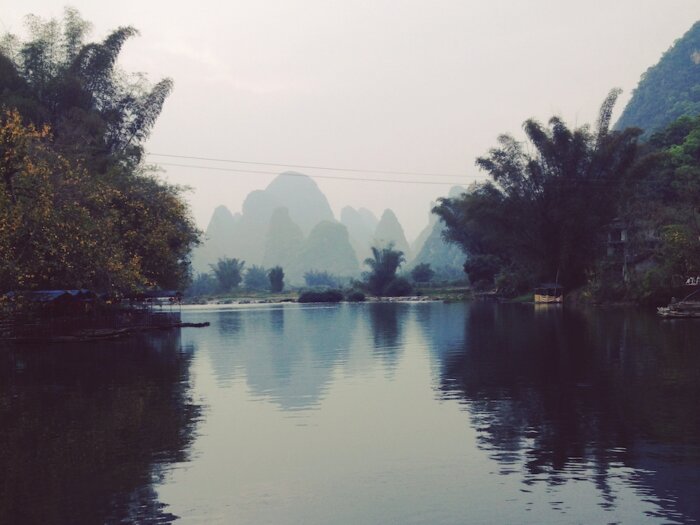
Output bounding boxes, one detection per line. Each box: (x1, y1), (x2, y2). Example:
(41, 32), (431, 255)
(367, 303), (407, 372)
(434, 302), (700, 523)
(12, 303), (698, 523)
(207, 305), (358, 410)
(0, 332), (200, 525)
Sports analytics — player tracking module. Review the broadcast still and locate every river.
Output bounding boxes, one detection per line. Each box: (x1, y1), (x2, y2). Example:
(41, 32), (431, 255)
(1, 302), (699, 524)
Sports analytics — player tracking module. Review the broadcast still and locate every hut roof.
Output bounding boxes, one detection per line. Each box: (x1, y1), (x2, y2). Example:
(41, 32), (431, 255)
(4, 289), (96, 303)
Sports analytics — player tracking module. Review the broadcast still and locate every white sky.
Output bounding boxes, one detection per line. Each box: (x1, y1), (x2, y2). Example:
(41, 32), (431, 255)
(3, 1), (700, 240)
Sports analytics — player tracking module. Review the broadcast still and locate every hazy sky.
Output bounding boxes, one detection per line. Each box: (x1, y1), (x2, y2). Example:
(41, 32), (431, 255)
(3, 1), (700, 240)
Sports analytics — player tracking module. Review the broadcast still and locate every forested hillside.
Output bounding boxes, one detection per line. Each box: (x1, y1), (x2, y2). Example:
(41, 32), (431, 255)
(616, 21), (700, 136)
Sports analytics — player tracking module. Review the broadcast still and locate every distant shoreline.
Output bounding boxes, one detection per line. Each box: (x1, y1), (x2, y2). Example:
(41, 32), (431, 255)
(182, 286), (472, 306)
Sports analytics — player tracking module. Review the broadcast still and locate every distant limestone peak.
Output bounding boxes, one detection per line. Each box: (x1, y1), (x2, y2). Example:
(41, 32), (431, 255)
(341, 206), (376, 262)
(192, 175), (417, 282)
(292, 220), (360, 279)
(264, 172), (334, 235)
(357, 207), (379, 232)
(211, 204), (236, 222)
(373, 209), (411, 260)
(263, 207), (304, 268)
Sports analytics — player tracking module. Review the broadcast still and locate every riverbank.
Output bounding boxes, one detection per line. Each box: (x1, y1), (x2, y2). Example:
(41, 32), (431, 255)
(183, 285), (472, 305)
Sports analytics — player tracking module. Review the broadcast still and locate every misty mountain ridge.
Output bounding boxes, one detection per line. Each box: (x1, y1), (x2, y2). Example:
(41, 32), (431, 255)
(373, 209), (412, 261)
(340, 206), (378, 263)
(192, 172), (467, 284)
(408, 186), (467, 280)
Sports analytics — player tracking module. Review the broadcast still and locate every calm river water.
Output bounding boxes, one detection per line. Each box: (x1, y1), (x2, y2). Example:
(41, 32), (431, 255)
(1, 302), (700, 524)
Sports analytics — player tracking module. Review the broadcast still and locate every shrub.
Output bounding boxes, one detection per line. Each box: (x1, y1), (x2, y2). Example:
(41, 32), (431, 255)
(411, 263), (435, 283)
(346, 291), (366, 302)
(297, 290), (344, 303)
(384, 277), (413, 297)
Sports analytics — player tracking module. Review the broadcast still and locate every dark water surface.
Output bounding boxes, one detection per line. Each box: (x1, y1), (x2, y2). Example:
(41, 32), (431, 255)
(2, 302), (700, 524)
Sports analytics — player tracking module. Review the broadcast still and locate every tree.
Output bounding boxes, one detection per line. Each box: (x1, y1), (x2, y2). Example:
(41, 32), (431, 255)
(411, 263), (435, 283)
(0, 109), (198, 292)
(363, 244), (411, 296)
(614, 114), (700, 300)
(462, 255), (501, 287)
(244, 265), (268, 290)
(210, 258), (244, 292)
(434, 89), (641, 290)
(268, 266), (284, 292)
(0, 11), (199, 294)
(186, 272), (217, 297)
(0, 8), (172, 166)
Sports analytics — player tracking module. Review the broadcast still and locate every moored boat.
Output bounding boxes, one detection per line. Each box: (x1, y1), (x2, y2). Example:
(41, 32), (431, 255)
(534, 283), (564, 304)
(657, 301), (700, 318)
(657, 289), (700, 318)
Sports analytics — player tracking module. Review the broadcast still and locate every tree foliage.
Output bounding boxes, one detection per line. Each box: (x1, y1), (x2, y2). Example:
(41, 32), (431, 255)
(613, 114), (700, 300)
(363, 244), (411, 296)
(434, 90), (640, 291)
(186, 272), (217, 297)
(268, 266), (284, 292)
(0, 8), (172, 165)
(0, 109), (197, 292)
(410, 263), (435, 283)
(210, 258), (244, 293)
(298, 289), (342, 303)
(0, 10), (198, 293)
(244, 265), (268, 290)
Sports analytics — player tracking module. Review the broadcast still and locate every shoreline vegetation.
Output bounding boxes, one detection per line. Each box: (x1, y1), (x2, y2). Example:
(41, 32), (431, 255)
(0, 10), (199, 299)
(2, 10), (699, 317)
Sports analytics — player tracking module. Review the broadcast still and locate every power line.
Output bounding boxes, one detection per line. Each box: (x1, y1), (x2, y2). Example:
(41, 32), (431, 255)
(153, 162), (468, 186)
(147, 152), (466, 179)
(152, 161), (659, 189)
(152, 161), (670, 189)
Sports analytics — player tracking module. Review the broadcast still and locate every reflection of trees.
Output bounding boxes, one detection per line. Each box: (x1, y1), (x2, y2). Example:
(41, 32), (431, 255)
(0, 333), (200, 524)
(368, 303), (400, 348)
(217, 309), (243, 336)
(209, 305), (358, 410)
(434, 302), (700, 523)
(367, 303), (407, 371)
(414, 302), (469, 362)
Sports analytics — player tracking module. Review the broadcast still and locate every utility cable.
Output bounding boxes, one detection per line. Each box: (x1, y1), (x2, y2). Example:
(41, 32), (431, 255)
(153, 162), (468, 186)
(147, 152), (466, 179)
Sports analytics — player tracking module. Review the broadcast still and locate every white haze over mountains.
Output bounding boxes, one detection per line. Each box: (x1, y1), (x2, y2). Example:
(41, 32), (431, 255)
(192, 173), (465, 283)
(4, 2), (700, 239)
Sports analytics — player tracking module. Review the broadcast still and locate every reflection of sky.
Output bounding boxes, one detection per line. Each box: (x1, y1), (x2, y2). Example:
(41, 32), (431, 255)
(162, 303), (700, 524)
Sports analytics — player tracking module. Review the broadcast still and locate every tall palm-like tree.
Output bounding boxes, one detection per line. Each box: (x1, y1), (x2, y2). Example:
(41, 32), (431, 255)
(364, 244), (405, 296)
